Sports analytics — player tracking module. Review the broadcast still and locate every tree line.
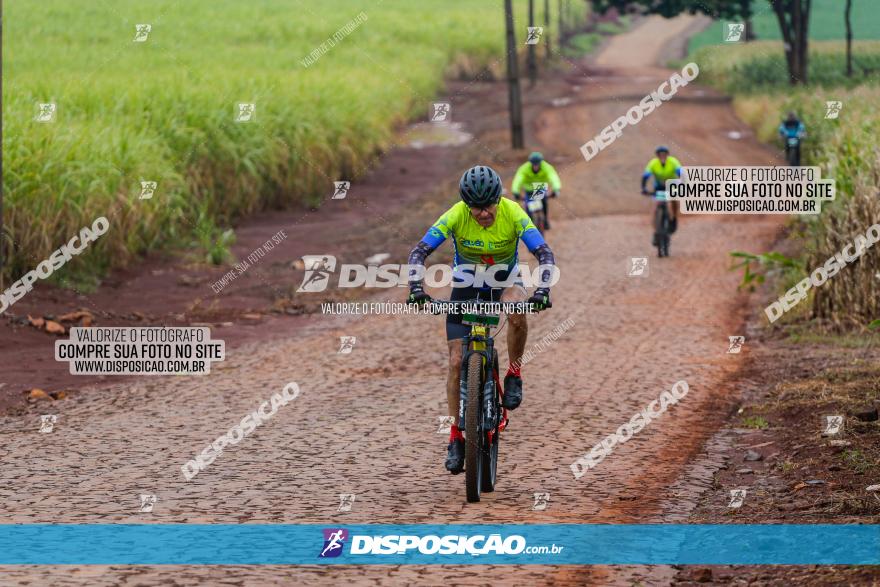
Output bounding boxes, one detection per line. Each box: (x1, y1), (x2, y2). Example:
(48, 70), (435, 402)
(589, 0), (859, 85)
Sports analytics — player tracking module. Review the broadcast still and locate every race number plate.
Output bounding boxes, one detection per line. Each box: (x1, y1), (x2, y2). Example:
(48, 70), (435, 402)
(462, 312), (500, 327)
(527, 199), (543, 212)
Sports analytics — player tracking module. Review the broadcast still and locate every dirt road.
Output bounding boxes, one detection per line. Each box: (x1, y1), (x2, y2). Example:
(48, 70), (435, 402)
(1, 15), (787, 586)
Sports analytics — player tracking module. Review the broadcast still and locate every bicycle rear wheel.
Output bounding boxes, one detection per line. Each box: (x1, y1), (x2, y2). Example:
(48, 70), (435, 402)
(464, 351), (484, 503)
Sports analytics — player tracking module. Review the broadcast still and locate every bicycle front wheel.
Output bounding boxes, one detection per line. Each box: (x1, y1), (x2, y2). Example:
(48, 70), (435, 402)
(534, 209), (546, 233)
(464, 351), (484, 503)
(654, 205), (667, 257)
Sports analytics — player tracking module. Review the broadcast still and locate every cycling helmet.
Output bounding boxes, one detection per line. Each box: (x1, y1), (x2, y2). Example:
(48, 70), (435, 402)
(655, 145), (670, 155)
(528, 151), (544, 164)
(459, 165), (502, 208)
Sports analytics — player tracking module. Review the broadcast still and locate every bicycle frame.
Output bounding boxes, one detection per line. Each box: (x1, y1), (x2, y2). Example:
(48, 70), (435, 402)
(654, 190), (671, 224)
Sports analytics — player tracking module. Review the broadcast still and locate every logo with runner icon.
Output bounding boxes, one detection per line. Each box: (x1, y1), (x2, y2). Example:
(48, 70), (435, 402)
(139, 181), (157, 200)
(824, 101), (843, 119)
(338, 494), (356, 512)
(823, 415), (844, 436)
(139, 494), (158, 513)
(430, 102), (451, 123)
(525, 27), (543, 45)
(437, 415), (454, 434)
(727, 336), (745, 354)
(724, 23), (744, 42)
(35, 103), (57, 123)
(235, 103), (256, 123)
(531, 182), (548, 199)
(319, 528), (349, 558)
(628, 257), (648, 277)
(297, 255), (337, 292)
(532, 492), (550, 511)
(39, 414), (57, 433)
(133, 24), (152, 42)
(332, 181), (350, 200)
(338, 336), (356, 354)
(728, 489), (747, 508)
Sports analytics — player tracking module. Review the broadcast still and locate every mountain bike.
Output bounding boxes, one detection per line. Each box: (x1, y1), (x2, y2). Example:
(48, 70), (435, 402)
(784, 135), (802, 166)
(652, 189), (672, 258)
(430, 298), (508, 502)
(522, 189), (548, 233)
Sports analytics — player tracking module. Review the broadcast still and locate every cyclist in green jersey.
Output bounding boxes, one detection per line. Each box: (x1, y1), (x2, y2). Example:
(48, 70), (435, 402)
(641, 146), (682, 241)
(511, 152), (562, 229)
(406, 165), (557, 474)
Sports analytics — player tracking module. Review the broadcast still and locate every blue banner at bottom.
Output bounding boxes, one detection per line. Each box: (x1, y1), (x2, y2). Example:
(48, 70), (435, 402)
(0, 524), (877, 565)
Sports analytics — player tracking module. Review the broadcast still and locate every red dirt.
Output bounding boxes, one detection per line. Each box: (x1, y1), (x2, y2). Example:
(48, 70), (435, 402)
(4, 13), (862, 587)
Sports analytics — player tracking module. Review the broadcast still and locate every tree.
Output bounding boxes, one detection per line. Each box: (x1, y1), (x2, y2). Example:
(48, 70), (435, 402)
(589, 0), (812, 85)
(771, 0), (811, 84)
(845, 0), (853, 77)
(740, 0), (755, 41)
(504, 0), (524, 149)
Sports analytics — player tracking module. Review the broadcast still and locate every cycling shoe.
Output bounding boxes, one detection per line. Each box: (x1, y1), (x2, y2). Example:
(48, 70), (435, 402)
(502, 375), (523, 410)
(445, 439), (465, 474)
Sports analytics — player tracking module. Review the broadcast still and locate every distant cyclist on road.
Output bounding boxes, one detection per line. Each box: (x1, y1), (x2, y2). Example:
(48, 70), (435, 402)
(778, 111), (806, 166)
(406, 165), (556, 475)
(641, 146), (682, 244)
(511, 152), (561, 230)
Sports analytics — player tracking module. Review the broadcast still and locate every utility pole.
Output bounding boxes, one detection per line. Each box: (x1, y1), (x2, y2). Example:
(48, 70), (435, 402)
(504, 0), (524, 149)
(565, 0), (571, 34)
(0, 188), (4, 291)
(544, 0), (550, 60)
(527, 0), (537, 86)
(558, 0), (563, 45)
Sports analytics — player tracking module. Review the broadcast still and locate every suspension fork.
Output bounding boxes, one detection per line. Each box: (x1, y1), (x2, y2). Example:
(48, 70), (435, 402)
(458, 334), (499, 429)
(457, 329), (495, 430)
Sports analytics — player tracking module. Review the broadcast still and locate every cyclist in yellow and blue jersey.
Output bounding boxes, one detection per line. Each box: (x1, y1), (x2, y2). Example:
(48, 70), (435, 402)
(406, 165), (556, 474)
(641, 145), (682, 239)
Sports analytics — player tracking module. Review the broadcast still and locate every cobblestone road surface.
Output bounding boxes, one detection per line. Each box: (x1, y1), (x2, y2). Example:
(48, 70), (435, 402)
(0, 14), (786, 586)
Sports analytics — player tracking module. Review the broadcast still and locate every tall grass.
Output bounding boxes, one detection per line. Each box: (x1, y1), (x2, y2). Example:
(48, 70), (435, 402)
(697, 41), (880, 331)
(1, 0), (587, 285)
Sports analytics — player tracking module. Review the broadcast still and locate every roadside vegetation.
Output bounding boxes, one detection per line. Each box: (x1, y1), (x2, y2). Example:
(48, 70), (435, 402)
(686, 0), (880, 54)
(685, 40), (880, 332)
(1, 0), (587, 286)
(561, 14), (631, 59)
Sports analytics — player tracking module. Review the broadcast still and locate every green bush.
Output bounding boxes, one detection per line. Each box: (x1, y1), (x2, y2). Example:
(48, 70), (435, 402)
(562, 33), (603, 58)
